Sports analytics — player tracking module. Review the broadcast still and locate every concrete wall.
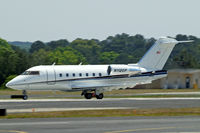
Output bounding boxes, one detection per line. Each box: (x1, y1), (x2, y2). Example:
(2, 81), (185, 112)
(134, 69), (200, 89)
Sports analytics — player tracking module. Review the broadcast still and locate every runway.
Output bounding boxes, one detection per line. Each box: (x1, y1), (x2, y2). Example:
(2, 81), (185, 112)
(0, 98), (200, 113)
(0, 98), (200, 132)
(0, 116), (200, 133)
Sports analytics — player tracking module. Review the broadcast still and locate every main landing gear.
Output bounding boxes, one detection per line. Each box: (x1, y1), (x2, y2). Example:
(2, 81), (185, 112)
(81, 90), (104, 99)
(10, 90), (28, 100)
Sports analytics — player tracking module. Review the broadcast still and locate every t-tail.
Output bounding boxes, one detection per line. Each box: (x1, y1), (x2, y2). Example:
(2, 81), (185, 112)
(137, 37), (193, 71)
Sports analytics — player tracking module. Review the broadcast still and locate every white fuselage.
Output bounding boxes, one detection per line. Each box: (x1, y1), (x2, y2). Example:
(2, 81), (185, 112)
(6, 64), (166, 91)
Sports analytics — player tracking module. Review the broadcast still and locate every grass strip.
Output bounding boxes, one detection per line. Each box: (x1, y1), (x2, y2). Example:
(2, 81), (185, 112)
(1, 107), (200, 119)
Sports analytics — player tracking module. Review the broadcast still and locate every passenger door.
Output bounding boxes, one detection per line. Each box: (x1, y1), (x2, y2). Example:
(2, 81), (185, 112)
(47, 67), (56, 85)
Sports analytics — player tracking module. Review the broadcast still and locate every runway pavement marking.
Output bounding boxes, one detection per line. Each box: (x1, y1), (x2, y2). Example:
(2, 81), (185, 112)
(1, 97), (200, 102)
(0, 130), (27, 133)
(140, 92), (200, 95)
(0, 121), (69, 126)
(104, 126), (177, 133)
(7, 107), (135, 113)
(104, 125), (200, 133)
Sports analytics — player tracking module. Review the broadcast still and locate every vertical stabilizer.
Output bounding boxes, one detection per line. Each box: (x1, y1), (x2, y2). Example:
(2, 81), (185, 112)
(137, 37), (192, 70)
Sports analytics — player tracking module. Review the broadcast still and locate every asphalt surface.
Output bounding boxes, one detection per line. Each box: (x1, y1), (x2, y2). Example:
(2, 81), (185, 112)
(0, 98), (200, 110)
(0, 116), (200, 133)
(1, 92), (200, 99)
(0, 98), (200, 132)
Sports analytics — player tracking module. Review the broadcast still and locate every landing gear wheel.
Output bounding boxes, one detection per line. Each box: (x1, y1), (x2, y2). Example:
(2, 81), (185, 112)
(23, 95), (28, 100)
(84, 93), (92, 99)
(96, 93), (104, 99)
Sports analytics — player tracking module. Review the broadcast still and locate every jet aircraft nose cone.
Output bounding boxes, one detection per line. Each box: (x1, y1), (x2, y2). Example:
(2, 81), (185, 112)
(5, 79), (16, 89)
(6, 81), (12, 88)
(5, 76), (27, 90)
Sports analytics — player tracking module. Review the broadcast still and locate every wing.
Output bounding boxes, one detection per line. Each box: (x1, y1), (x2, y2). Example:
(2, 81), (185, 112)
(70, 70), (167, 91)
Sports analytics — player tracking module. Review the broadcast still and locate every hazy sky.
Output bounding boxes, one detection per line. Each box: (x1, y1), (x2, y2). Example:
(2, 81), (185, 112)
(0, 0), (200, 42)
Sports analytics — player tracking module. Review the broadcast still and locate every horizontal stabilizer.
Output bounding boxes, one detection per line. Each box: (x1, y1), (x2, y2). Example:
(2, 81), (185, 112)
(176, 40), (193, 43)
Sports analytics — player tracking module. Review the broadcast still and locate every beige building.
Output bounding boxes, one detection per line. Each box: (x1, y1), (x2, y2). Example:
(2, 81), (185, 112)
(135, 69), (200, 89)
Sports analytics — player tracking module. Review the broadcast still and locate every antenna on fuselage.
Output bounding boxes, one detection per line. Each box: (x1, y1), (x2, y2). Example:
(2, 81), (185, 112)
(52, 62), (56, 66)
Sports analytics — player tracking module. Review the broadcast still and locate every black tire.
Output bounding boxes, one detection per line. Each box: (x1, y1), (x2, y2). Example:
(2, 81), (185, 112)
(84, 93), (92, 99)
(96, 93), (104, 99)
(23, 95), (28, 100)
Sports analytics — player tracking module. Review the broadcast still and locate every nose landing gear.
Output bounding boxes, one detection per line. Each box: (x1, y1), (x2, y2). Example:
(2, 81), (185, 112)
(10, 90), (28, 100)
(22, 90), (28, 100)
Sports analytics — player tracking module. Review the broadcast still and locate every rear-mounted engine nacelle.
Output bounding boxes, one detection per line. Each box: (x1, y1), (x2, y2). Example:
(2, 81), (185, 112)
(107, 65), (141, 76)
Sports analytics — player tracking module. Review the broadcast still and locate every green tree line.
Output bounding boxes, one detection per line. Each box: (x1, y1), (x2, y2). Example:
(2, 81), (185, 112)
(1, 33), (200, 89)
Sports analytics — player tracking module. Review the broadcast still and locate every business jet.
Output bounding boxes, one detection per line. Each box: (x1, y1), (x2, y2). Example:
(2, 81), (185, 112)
(6, 37), (192, 100)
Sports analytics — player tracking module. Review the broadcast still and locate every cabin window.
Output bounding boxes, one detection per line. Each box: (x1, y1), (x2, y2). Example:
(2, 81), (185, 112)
(99, 73), (102, 77)
(93, 73), (95, 76)
(22, 71), (29, 75)
(73, 73), (75, 77)
(59, 73), (62, 77)
(86, 73), (89, 76)
(66, 73), (69, 77)
(30, 71), (40, 75)
(79, 73), (82, 77)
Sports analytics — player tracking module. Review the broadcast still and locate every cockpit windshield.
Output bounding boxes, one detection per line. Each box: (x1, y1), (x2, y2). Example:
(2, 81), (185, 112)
(22, 71), (40, 75)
